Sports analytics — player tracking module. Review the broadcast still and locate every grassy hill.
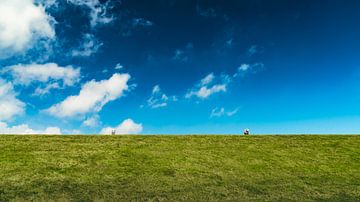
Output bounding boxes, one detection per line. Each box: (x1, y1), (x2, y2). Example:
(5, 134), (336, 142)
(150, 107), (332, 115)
(0, 135), (359, 201)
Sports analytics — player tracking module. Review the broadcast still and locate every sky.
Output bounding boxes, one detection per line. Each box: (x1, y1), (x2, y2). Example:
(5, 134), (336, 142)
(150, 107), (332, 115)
(1, 0), (360, 135)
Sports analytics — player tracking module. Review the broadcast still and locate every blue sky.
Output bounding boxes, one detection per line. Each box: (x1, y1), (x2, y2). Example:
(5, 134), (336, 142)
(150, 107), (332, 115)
(1, 0), (360, 134)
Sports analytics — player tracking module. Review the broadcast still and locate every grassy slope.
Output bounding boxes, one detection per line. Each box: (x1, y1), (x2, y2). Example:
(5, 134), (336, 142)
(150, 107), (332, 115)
(0, 135), (359, 201)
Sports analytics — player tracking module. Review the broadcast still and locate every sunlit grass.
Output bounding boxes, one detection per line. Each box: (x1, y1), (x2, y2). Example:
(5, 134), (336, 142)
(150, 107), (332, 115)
(0, 135), (359, 201)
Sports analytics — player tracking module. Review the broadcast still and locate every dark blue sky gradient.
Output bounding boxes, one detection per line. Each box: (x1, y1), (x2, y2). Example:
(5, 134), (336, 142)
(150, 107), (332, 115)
(2, 0), (360, 134)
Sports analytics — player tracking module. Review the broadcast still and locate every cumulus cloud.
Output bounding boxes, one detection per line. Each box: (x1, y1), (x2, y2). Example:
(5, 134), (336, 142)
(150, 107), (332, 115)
(3, 63), (80, 95)
(186, 73), (228, 99)
(0, 122), (61, 134)
(0, 0), (55, 58)
(71, 33), (103, 57)
(0, 79), (25, 121)
(147, 85), (177, 109)
(46, 73), (130, 118)
(100, 119), (142, 135)
(67, 0), (115, 27)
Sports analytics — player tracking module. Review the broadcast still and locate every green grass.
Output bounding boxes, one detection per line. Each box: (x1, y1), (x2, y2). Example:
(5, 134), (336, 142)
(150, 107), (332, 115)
(0, 135), (359, 201)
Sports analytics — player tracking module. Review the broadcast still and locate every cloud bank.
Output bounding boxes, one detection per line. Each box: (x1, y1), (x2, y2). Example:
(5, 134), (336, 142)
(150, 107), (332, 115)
(0, 122), (61, 135)
(100, 119), (143, 135)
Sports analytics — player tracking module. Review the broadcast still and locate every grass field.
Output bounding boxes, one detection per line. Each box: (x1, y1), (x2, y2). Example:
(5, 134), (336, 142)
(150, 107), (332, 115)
(0, 135), (359, 201)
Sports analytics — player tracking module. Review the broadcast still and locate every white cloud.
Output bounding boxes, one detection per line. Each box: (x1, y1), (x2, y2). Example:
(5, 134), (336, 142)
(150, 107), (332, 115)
(195, 85), (226, 99)
(233, 63), (264, 78)
(247, 45), (264, 56)
(0, 79), (25, 121)
(226, 108), (239, 116)
(132, 18), (153, 27)
(200, 73), (215, 86)
(172, 43), (193, 62)
(0, 0), (55, 58)
(0, 122), (61, 134)
(67, 0), (115, 27)
(210, 107), (239, 118)
(46, 73), (130, 118)
(248, 45), (257, 56)
(114, 63), (123, 70)
(4, 63), (80, 86)
(147, 85), (176, 109)
(71, 33), (103, 57)
(172, 49), (187, 62)
(186, 63), (264, 100)
(83, 114), (100, 128)
(186, 73), (228, 99)
(238, 64), (250, 71)
(3, 63), (80, 95)
(100, 119), (142, 135)
(210, 107), (225, 117)
(33, 83), (60, 96)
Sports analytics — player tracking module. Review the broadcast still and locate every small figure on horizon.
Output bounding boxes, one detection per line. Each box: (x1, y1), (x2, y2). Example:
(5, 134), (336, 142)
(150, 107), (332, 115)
(111, 129), (116, 135)
(243, 128), (250, 135)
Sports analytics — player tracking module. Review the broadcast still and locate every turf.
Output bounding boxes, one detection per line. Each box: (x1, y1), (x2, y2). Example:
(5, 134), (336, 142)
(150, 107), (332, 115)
(0, 135), (359, 201)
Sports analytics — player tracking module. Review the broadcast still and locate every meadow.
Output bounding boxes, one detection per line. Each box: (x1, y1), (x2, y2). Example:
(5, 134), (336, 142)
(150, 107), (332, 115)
(0, 135), (359, 201)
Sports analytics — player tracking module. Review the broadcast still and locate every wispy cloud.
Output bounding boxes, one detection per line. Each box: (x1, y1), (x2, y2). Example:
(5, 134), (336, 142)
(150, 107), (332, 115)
(186, 73), (229, 99)
(172, 43), (193, 62)
(147, 85), (176, 109)
(196, 4), (217, 18)
(210, 107), (225, 117)
(248, 45), (257, 56)
(210, 107), (239, 118)
(247, 45), (264, 57)
(132, 18), (153, 27)
(67, 0), (116, 28)
(226, 107), (239, 116)
(114, 63), (123, 70)
(233, 63), (265, 77)
(71, 33), (103, 57)
(186, 62), (264, 100)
